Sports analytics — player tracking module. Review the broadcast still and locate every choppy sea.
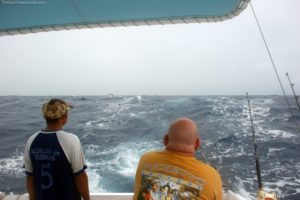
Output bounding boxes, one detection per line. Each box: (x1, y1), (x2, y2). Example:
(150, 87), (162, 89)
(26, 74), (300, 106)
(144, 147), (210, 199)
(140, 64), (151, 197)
(0, 96), (299, 199)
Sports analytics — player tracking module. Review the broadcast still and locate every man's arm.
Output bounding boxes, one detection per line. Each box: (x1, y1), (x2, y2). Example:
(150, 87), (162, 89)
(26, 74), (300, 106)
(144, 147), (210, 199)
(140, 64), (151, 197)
(26, 175), (35, 200)
(74, 171), (90, 200)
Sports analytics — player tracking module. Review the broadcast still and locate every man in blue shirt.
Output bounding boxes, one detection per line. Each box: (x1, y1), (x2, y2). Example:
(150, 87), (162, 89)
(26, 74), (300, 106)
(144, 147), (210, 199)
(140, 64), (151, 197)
(24, 98), (90, 200)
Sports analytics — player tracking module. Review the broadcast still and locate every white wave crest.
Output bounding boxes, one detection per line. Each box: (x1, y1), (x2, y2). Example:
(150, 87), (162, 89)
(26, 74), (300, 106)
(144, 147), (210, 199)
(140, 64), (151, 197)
(0, 153), (24, 178)
(85, 141), (161, 192)
(85, 160), (107, 193)
(267, 129), (296, 139)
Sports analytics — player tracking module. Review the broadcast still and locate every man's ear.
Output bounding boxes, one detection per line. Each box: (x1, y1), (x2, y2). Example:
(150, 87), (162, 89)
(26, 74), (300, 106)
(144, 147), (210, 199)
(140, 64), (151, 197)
(195, 137), (201, 150)
(163, 134), (169, 146)
(61, 114), (68, 125)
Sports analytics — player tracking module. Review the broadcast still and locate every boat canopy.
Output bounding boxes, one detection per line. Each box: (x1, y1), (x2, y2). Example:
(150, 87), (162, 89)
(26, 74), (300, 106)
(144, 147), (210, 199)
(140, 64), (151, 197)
(0, 0), (250, 36)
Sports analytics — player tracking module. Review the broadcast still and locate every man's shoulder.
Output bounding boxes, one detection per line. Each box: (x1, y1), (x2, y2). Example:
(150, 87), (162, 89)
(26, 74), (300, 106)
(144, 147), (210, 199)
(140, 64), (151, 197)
(26, 131), (41, 145)
(56, 130), (82, 149)
(198, 161), (220, 174)
(30, 131), (41, 138)
(57, 130), (79, 140)
(141, 150), (164, 157)
(140, 150), (172, 161)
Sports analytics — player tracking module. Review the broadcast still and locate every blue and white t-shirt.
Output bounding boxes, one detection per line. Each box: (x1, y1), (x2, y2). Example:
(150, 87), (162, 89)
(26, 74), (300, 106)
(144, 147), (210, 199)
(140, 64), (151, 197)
(24, 130), (87, 200)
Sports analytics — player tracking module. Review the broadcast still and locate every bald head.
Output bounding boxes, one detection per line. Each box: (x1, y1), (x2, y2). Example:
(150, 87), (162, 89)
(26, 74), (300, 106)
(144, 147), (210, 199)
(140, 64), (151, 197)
(164, 118), (200, 154)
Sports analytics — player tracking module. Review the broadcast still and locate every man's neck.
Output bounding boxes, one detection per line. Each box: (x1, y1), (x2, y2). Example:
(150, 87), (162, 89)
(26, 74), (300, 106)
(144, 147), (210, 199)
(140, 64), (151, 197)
(165, 147), (195, 157)
(44, 125), (63, 132)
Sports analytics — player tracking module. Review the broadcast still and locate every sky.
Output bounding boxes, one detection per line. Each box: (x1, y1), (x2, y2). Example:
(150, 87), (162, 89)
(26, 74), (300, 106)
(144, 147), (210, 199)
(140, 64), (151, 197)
(0, 0), (299, 96)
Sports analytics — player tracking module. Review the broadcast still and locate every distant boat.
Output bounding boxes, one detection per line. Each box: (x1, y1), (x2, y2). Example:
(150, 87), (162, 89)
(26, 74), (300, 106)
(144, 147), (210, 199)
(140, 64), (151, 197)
(107, 94), (114, 99)
(136, 95), (142, 102)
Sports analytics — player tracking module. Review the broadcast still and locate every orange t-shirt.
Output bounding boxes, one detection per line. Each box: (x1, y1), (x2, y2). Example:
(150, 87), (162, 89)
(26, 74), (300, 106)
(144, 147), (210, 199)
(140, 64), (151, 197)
(133, 150), (222, 200)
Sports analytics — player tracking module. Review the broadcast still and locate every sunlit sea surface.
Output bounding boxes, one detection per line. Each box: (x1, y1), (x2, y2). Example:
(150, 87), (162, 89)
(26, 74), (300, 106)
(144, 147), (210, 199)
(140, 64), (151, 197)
(0, 96), (299, 199)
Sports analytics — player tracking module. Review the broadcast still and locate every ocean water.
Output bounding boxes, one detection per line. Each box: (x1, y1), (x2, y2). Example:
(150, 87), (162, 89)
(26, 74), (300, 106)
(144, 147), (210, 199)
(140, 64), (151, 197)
(0, 95), (299, 199)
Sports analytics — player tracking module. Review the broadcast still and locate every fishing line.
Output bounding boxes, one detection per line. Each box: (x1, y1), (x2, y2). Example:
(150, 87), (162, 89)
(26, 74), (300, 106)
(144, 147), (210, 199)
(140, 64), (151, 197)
(250, 2), (300, 133)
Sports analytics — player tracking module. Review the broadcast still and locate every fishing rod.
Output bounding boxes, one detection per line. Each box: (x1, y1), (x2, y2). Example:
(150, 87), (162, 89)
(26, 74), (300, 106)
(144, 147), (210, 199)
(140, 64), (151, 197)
(286, 72), (300, 113)
(246, 93), (263, 190)
(246, 93), (277, 200)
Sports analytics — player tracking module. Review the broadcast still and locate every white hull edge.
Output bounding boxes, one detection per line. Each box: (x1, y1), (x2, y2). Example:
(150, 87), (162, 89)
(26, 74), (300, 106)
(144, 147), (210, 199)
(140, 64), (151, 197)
(0, 191), (242, 200)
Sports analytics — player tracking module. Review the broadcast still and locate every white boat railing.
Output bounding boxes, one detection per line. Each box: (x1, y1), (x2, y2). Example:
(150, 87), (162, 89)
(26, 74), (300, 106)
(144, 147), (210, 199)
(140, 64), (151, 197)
(0, 191), (242, 200)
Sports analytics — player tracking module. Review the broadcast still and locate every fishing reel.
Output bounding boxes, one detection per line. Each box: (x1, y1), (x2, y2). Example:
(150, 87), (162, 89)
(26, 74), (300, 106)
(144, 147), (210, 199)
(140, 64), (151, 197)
(257, 189), (278, 200)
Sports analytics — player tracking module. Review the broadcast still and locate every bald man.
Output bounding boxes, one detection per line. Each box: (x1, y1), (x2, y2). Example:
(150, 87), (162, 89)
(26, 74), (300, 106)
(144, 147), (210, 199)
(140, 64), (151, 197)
(133, 118), (222, 200)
